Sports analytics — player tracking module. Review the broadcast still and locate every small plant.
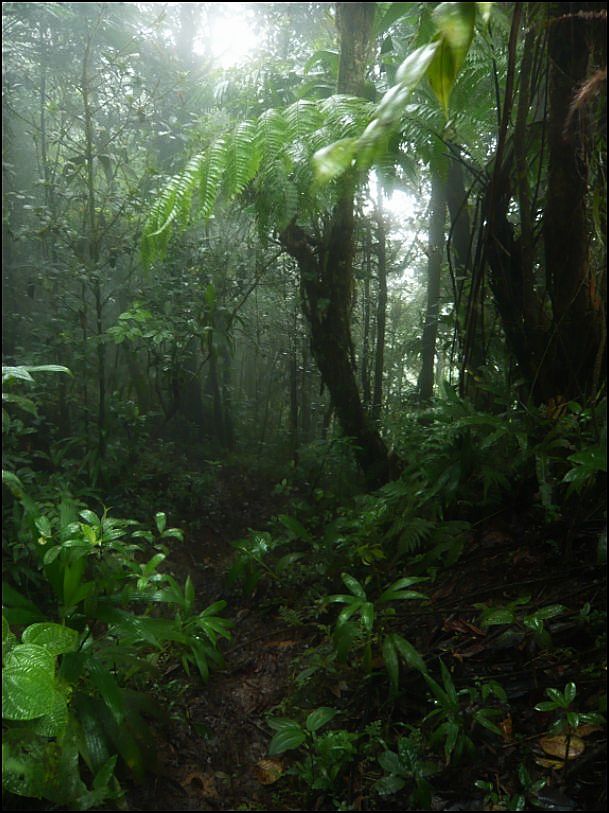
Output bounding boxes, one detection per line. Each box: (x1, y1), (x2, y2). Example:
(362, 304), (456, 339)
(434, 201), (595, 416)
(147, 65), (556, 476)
(475, 764), (547, 811)
(2, 616), (123, 809)
(535, 682), (605, 735)
(374, 728), (438, 808)
(475, 598), (568, 649)
(227, 527), (304, 595)
(327, 572), (427, 683)
(267, 707), (358, 795)
(423, 661), (506, 763)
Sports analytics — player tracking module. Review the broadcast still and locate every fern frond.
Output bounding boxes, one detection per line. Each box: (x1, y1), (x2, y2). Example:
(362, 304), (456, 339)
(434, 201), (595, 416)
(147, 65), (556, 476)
(319, 94), (374, 139)
(393, 516), (436, 555)
(256, 108), (290, 168)
(284, 99), (324, 143)
(224, 120), (261, 199)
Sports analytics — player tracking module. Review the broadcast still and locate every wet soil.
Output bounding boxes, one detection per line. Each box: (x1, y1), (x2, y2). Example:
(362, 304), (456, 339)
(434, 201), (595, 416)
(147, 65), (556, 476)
(125, 466), (315, 812)
(123, 471), (606, 812)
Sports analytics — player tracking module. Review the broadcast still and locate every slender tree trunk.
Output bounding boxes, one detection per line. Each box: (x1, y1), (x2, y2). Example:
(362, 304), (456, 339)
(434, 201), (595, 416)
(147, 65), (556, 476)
(81, 35), (106, 460)
(289, 350), (298, 459)
(372, 196), (387, 422)
(361, 233), (372, 408)
(301, 339), (312, 444)
(222, 344), (235, 450)
(418, 168), (446, 401)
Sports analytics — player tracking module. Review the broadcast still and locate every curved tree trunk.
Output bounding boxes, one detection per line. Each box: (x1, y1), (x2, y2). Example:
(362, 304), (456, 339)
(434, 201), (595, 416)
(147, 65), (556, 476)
(418, 167), (446, 402)
(281, 2), (393, 487)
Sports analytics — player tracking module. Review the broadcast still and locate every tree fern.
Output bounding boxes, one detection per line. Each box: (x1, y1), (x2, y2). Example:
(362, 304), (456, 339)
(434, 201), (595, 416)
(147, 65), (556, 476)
(224, 121), (261, 200)
(142, 93), (379, 261)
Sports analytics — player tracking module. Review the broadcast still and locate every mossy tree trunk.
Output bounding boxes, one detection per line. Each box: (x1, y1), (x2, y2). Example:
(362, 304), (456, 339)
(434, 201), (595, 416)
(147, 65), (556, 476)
(281, 2), (393, 487)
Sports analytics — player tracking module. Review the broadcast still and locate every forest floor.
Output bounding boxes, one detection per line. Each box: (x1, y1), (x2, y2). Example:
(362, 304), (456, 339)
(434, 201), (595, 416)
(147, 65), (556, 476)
(125, 467), (606, 812)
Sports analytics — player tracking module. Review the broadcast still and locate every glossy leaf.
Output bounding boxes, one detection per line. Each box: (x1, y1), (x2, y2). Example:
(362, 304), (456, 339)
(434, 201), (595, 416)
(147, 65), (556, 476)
(268, 724), (307, 756)
(2, 643), (57, 720)
(382, 635), (399, 693)
(391, 633), (427, 674)
(314, 138), (358, 184)
(305, 706), (337, 733)
(22, 622), (79, 656)
(341, 573), (366, 599)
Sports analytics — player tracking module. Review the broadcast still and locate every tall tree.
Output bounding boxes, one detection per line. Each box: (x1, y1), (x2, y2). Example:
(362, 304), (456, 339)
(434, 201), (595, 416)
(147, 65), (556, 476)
(417, 164), (446, 401)
(280, 2), (393, 486)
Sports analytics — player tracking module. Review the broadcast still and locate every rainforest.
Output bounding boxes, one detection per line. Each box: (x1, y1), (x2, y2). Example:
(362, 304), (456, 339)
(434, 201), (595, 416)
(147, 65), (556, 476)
(2, 2), (607, 811)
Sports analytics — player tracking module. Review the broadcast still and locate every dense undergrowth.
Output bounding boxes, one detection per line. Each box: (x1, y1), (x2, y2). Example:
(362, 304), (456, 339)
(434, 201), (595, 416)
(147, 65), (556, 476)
(2, 365), (606, 811)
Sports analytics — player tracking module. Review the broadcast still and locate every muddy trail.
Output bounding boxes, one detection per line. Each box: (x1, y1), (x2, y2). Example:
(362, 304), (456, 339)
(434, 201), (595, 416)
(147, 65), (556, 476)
(123, 468), (606, 812)
(126, 467), (315, 812)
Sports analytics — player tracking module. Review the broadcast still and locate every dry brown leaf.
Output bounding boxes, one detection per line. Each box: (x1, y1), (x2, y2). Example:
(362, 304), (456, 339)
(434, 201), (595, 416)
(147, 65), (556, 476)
(534, 756), (566, 770)
(255, 758), (283, 785)
(263, 639), (298, 649)
(499, 714), (513, 742)
(182, 770), (218, 798)
(576, 723), (603, 737)
(539, 734), (585, 760)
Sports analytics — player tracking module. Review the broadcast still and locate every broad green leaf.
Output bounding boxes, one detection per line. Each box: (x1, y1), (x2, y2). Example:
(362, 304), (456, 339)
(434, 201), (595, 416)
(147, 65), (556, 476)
(333, 619), (361, 661)
(21, 364), (72, 376)
(360, 601), (375, 632)
(380, 589), (427, 602)
(564, 682), (577, 705)
(341, 573), (367, 599)
(142, 552), (166, 576)
(306, 707), (337, 733)
(22, 622), (79, 656)
(155, 512), (167, 534)
(378, 749), (403, 775)
(199, 600), (227, 617)
(480, 607), (516, 627)
(79, 509), (100, 525)
(1, 470), (26, 496)
(1, 393), (37, 414)
(424, 672), (450, 706)
(427, 2), (476, 115)
(184, 574), (195, 610)
(535, 700), (559, 712)
(392, 633), (427, 673)
(426, 38), (456, 116)
(2, 643), (57, 719)
(278, 514), (312, 542)
(395, 41), (441, 86)
(382, 635), (399, 693)
(444, 721), (460, 760)
(314, 137), (358, 184)
(375, 774), (407, 795)
(34, 515), (52, 537)
(473, 709), (503, 735)
(432, 2), (476, 58)
(267, 717), (300, 732)
(87, 660), (125, 724)
(162, 527), (184, 541)
(327, 593), (358, 605)
(30, 689), (69, 737)
(530, 604), (567, 621)
(268, 724), (307, 755)
(2, 366), (34, 383)
(337, 601), (364, 626)
(440, 660), (458, 703)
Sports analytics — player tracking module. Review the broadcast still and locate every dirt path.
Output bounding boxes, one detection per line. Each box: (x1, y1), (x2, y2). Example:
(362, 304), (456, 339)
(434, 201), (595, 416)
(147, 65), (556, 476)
(126, 468), (313, 811)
